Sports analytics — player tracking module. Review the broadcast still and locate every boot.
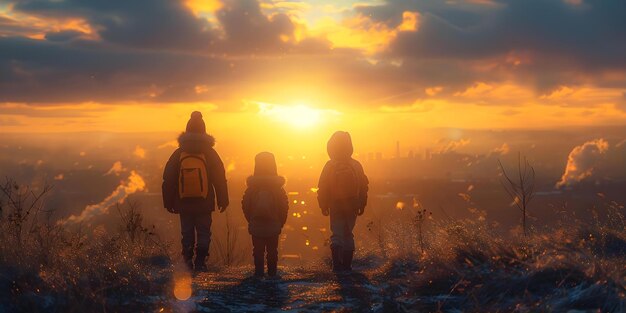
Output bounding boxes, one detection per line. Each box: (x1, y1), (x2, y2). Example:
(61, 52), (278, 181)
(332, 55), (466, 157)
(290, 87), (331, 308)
(267, 258), (278, 277)
(182, 248), (194, 272)
(343, 250), (354, 272)
(194, 254), (208, 272)
(331, 247), (343, 272)
(254, 254), (265, 278)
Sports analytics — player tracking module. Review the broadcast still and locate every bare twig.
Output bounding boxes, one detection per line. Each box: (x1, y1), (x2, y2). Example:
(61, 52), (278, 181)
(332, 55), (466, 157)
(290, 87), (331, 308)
(498, 153), (536, 236)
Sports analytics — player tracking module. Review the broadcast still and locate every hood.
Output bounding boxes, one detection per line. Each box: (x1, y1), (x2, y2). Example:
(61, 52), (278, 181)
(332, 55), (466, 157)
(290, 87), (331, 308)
(246, 175), (286, 188)
(327, 131), (353, 160)
(177, 132), (215, 154)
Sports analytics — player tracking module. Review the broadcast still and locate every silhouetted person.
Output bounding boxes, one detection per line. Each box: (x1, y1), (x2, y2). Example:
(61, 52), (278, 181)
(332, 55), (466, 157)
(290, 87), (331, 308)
(242, 152), (289, 278)
(317, 131), (368, 272)
(162, 111), (229, 272)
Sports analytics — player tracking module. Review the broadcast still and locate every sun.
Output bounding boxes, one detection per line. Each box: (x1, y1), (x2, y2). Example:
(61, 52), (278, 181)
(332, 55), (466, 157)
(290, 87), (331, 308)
(256, 102), (329, 129)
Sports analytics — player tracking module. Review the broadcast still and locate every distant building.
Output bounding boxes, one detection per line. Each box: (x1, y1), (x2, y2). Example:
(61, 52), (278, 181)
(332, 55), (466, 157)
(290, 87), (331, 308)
(396, 141), (400, 159)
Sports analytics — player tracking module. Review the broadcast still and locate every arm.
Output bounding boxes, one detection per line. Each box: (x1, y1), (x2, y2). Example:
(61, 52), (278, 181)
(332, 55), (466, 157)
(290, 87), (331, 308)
(355, 161), (369, 215)
(206, 148), (229, 210)
(241, 187), (252, 223)
(278, 187), (289, 226)
(162, 149), (180, 213)
(317, 162), (332, 215)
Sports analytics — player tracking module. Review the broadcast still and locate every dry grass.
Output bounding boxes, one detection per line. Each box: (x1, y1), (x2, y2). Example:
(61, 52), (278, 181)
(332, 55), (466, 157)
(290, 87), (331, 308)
(0, 179), (172, 312)
(367, 208), (626, 312)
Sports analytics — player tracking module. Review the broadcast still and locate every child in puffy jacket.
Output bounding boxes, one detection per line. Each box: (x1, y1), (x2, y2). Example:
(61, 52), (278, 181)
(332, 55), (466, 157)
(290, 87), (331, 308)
(317, 131), (369, 272)
(242, 152), (289, 278)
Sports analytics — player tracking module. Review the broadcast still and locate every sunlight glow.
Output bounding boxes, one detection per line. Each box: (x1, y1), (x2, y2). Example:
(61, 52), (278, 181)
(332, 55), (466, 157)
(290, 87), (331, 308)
(257, 102), (327, 129)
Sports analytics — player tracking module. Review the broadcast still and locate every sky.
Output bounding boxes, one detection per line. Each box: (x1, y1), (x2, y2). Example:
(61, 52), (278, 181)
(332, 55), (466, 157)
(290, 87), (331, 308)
(1, 0), (626, 136)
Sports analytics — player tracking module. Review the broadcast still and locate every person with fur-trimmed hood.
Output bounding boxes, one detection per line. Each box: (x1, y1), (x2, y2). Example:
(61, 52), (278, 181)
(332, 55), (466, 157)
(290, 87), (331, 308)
(317, 131), (369, 272)
(242, 152), (289, 278)
(162, 111), (229, 272)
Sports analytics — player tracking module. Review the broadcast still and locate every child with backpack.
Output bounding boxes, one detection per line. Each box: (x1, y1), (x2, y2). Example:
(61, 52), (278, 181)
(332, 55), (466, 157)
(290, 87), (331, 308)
(317, 131), (369, 272)
(242, 152), (289, 278)
(162, 111), (229, 272)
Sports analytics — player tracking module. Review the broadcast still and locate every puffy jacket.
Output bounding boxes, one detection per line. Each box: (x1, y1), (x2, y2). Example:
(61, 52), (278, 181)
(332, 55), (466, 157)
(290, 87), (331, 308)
(242, 175), (289, 237)
(317, 131), (369, 212)
(162, 132), (229, 211)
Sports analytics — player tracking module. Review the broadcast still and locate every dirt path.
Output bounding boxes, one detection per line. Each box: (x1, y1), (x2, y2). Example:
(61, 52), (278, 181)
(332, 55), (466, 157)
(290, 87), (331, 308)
(172, 265), (386, 312)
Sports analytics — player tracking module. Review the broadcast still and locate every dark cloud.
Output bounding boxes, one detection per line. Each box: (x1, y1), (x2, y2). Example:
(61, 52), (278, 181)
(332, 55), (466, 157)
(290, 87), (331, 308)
(385, 0), (626, 69)
(0, 0), (624, 107)
(0, 0), (330, 104)
(0, 34), (331, 104)
(13, 0), (216, 50)
(10, 0), (329, 54)
(216, 0), (293, 53)
(0, 36), (232, 103)
(357, 0), (491, 29)
(44, 30), (84, 42)
(354, 0), (626, 94)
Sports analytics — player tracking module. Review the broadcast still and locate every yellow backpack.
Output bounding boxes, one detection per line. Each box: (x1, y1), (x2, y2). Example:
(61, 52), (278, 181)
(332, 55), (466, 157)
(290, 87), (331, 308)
(178, 152), (209, 199)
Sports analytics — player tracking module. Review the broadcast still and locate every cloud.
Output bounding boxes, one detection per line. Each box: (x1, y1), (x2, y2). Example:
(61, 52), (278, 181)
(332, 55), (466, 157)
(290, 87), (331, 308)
(0, 0), (625, 115)
(105, 161), (126, 176)
(386, 0), (626, 68)
(556, 138), (609, 188)
(490, 143), (510, 156)
(359, 0), (626, 95)
(379, 99), (435, 113)
(59, 170), (146, 225)
(438, 138), (471, 153)
(44, 30), (85, 42)
(133, 145), (146, 159)
(13, 0), (217, 50)
(158, 140), (178, 149)
(0, 36), (233, 103)
(216, 0), (294, 53)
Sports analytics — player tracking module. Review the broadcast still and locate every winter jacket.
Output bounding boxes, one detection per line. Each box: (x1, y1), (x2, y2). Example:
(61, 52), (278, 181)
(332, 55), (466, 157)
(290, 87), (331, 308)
(242, 175), (289, 237)
(317, 131), (369, 212)
(162, 132), (229, 211)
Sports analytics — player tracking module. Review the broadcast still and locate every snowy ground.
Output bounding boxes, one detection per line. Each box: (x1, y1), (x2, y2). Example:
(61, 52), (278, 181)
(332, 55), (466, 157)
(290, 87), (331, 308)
(168, 265), (389, 313)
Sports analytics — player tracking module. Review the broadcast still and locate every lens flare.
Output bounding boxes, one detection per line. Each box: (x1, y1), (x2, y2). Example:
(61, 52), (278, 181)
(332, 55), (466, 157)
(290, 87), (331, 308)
(174, 275), (192, 301)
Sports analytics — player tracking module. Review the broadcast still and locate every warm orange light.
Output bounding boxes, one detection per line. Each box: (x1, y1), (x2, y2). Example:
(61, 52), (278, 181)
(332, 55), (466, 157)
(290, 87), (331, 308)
(174, 275), (192, 301)
(185, 0), (222, 14)
(257, 102), (329, 129)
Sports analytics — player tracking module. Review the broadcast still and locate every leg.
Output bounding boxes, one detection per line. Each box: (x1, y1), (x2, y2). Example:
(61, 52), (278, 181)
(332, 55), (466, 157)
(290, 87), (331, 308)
(194, 210), (212, 271)
(266, 235), (279, 276)
(252, 236), (265, 277)
(342, 211), (358, 271)
(329, 208), (345, 271)
(179, 211), (196, 271)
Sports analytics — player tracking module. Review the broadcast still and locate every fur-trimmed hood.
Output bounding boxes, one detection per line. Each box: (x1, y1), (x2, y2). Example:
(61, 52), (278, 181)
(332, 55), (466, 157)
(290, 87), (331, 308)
(178, 132), (215, 154)
(246, 175), (286, 188)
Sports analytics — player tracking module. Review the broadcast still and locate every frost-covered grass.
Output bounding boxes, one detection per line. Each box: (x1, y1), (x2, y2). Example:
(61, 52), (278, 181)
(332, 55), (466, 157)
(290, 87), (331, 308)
(2, 178), (624, 312)
(369, 219), (626, 312)
(0, 179), (172, 312)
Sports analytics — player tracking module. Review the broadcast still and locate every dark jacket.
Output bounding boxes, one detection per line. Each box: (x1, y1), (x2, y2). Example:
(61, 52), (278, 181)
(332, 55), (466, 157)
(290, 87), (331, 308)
(317, 131), (369, 212)
(242, 175), (289, 237)
(162, 132), (229, 211)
